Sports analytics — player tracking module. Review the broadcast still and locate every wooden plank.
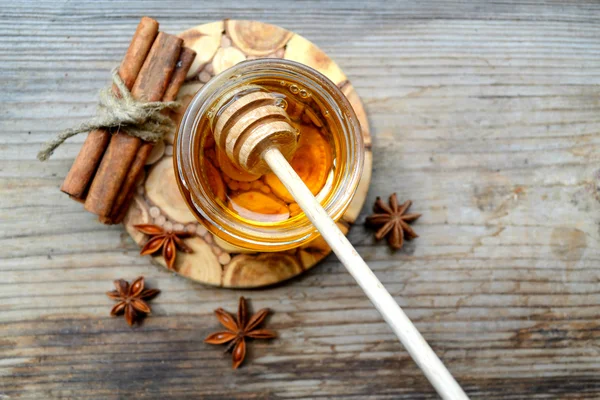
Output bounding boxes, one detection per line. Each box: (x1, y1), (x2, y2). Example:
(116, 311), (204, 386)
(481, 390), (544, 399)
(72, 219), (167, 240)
(1, 0), (599, 398)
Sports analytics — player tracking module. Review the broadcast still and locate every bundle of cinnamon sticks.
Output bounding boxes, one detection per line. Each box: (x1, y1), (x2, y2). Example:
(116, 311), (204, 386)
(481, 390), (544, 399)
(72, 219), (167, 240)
(61, 17), (196, 224)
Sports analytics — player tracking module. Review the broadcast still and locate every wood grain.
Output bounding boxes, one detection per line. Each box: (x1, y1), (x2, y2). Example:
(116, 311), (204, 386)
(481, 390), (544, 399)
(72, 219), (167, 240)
(1, 1), (600, 398)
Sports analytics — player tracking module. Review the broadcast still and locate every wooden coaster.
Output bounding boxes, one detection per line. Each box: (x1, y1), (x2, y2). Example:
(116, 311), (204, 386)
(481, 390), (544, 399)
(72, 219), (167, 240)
(123, 20), (372, 288)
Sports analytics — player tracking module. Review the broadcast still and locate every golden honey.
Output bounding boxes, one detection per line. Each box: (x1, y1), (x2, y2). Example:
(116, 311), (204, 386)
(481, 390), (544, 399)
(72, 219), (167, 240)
(175, 59), (363, 251)
(196, 80), (341, 224)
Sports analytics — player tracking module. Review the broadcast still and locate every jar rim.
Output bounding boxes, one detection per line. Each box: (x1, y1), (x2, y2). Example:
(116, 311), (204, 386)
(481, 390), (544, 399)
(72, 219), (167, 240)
(175, 59), (364, 251)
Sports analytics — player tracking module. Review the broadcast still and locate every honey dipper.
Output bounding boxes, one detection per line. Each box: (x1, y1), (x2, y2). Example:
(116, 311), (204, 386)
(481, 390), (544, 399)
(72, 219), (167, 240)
(212, 85), (468, 400)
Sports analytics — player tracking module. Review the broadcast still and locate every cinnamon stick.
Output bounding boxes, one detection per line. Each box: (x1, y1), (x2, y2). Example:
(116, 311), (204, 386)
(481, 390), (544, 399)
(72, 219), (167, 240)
(105, 47), (197, 224)
(84, 32), (183, 217)
(162, 47), (198, 102)
(60, 17), (159, 199)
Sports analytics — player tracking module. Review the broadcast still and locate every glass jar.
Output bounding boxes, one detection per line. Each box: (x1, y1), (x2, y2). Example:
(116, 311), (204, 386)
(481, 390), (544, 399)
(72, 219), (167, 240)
(174, 59), (364, 252)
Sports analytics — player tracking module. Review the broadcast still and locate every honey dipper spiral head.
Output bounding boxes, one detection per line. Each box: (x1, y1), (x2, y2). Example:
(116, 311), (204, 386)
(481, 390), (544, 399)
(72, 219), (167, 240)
(212, 85), (298, 175)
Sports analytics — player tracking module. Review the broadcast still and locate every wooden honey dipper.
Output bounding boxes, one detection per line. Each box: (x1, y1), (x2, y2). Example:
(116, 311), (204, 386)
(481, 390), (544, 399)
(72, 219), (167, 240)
(213, 85), (468, 400)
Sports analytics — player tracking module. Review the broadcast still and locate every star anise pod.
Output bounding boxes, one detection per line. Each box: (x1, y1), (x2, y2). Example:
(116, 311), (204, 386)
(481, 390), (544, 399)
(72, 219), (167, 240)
(106, 276), (161, 326)
(205, 296), (277, 369)
(366, 193), (421, 250)
(135, 224), (193, 270)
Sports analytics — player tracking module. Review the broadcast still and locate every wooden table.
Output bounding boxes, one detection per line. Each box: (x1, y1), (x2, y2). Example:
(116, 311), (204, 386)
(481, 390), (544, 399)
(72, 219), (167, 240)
(2, 1), (599, 398)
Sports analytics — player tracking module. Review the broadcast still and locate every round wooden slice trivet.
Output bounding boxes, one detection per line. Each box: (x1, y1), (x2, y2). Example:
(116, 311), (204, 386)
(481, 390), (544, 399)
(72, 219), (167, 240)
(123, 20), (372, 288)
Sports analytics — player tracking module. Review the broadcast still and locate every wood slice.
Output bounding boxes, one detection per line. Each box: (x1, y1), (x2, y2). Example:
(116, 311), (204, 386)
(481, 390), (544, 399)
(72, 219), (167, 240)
(169, 81), (205, 138)
(123, 195), (151, 245)
(123, 20), (372, 288)
(178, 21), (223, 78)
(225, 20), (293, 57)
(284, 34), (347, 86)
(223, 253), (303, 288)
(163, 237), (222, 286)
(145, 157), (198, 224)
(212, 47), (247, 75)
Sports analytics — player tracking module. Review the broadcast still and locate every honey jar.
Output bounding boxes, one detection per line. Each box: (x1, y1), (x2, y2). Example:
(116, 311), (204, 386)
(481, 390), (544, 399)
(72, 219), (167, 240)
(174, 59), (363, 251)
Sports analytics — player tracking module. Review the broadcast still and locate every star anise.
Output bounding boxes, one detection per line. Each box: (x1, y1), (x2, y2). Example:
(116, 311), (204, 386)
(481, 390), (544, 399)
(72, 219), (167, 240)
(366, 193), (421, 250)
(205, 297), (277, 369)
(106, 276), (161, 326)
(135, 224), (193, 270)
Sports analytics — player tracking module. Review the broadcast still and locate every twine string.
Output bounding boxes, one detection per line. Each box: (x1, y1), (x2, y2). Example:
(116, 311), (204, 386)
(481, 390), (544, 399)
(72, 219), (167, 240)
(37, 69), (180, 161)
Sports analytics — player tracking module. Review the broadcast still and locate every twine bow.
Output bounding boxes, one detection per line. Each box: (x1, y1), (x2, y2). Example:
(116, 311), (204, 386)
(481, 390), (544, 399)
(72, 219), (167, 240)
(37, 69), (180, 161)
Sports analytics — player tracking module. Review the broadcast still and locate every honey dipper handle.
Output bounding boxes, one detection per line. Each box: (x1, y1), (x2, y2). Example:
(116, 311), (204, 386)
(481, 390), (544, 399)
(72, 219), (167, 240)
(263, 148), (469, 400)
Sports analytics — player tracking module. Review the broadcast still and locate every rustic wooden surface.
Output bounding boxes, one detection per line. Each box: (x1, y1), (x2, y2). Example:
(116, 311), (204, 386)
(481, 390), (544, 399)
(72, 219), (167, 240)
(2, 1), (600, 398)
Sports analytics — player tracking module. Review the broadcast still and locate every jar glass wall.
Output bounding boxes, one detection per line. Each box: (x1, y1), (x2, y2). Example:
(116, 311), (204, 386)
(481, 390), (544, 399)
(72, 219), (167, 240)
(175, 59), (363, 252)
